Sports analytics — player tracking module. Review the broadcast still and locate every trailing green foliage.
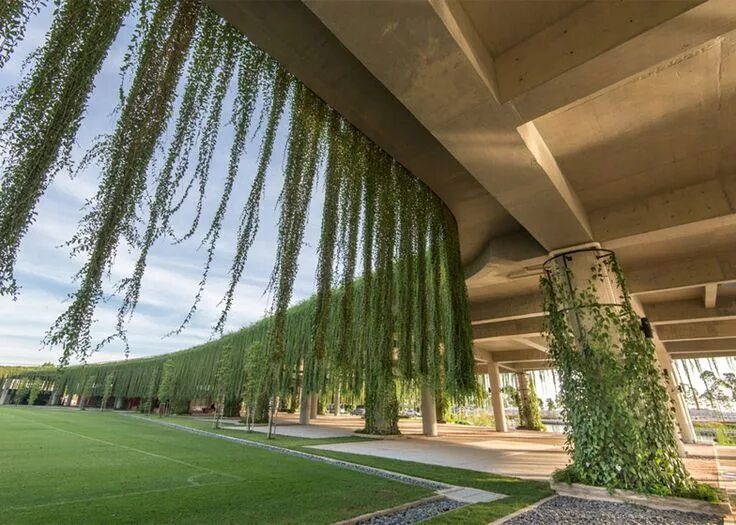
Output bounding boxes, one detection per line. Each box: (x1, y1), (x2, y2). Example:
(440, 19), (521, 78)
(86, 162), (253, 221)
(241, 341), (271, 425)
(0, 0), (42, 68)
(0, 0), (131, 297)
(27, 379), (41, 405)
(0, 1), (476, 432)
(516, 373), (544, 431)
(541, 249), (702, 498)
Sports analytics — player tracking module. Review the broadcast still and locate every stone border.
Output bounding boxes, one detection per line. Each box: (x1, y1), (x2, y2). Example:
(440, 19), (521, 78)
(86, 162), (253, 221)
(487, 495), (558, 525)
(550, 480), (731, 517)
(332, 495), (445, 525)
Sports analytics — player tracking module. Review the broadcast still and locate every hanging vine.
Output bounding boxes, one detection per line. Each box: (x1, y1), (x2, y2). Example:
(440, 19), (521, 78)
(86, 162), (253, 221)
(0, 0), (131, 297)
(0, 0), (42, 68)
(0, 0), (477, 435)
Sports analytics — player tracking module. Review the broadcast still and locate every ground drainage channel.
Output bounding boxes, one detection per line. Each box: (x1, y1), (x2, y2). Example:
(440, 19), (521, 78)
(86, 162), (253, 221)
(128, 415), (503, 523)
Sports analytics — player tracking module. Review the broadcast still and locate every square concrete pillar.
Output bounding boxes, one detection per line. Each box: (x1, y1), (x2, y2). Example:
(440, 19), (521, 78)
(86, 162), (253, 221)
(487, 360), (508, 433)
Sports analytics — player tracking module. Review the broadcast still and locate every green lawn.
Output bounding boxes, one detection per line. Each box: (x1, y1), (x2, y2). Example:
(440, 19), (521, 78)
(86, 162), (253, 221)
(162, 415), (555, 524)
(0, 407), (428, 524)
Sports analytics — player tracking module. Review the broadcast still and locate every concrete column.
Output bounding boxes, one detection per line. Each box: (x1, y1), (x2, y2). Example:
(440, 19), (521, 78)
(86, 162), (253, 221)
(49, 391), (59, 406)
(487, 360), (508, 433)
(309, 392), (319, 420)
(654, 344), (696, 445)
(114, 397), (125, 410)
(334, 387), (341, 416)
(78, 396), (86, 410)
(299, 388), (311, 425)
(421, 385), (438, 437)
(546, 246), (690, 464)
(630, 297), (696, 446)
(0, 388), (8, 405)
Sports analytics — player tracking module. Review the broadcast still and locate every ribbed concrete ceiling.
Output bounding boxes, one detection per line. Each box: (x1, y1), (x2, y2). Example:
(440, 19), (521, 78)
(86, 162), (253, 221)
(461, 1), (585, 56)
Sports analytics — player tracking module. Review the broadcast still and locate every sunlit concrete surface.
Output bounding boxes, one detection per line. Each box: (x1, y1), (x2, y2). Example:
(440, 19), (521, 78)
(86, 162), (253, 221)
(281, 414), (723, 493)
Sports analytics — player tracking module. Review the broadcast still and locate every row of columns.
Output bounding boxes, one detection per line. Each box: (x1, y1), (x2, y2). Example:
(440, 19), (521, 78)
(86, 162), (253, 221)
(298, 385), (439, 437)
(485, 353), (694, 444)
(299, 390), (318, 424)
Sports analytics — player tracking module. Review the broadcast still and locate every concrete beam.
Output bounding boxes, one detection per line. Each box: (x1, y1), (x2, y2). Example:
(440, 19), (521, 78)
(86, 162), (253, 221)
(656, 320), (736, 342)
(512, 338), (548, 353)
(465, 229), (546, 282)
(469, 293), (543, 325)
(672, 351), (736, 360)
(473, 318), (543, 342)
(627, 251), (736, 295)
(704, 283), (718, 309)
(503, 361), (555, 372)
(647, 297), (736, 325)
(592, 180), (736, 243)
(666, 338), (736, 354)
(306, 0), (593, 251)
(489, 348), (549, 364)
(427, 0), (499, 101)
(507, 0), (736, 122)
(471, 251), (736, 325)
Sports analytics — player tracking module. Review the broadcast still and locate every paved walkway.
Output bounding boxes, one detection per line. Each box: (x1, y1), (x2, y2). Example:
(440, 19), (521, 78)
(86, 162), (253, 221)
(273, 414), (723, 489)
(198, 413), (725, 493)
(223, 422), (356, 439)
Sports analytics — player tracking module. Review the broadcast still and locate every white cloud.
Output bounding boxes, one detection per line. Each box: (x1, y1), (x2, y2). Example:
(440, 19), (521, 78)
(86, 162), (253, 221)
(0, 10), (323, 366)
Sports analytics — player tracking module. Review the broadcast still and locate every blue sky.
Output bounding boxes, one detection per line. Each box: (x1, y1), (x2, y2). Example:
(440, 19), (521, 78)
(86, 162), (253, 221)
(0, 8), (323, 366)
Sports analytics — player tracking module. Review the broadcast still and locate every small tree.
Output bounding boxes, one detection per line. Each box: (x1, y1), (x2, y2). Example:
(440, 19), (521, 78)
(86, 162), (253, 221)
(14, 379), (30, 405)
(502, 385), (520, 408)
(722, 372), (736, 404)
(100, 373), (114, 411)
(79, 376), (96, 410)
(28, 379), (42, 406)
(518, 376), (544, 431)
(700, 370), (728, 415)
(546, 398), (556, 412)
(213, 346), (232, 429)
(140, 370), (159, 415)
(241, 342), (270, 429)
(157, 360), (174, 417)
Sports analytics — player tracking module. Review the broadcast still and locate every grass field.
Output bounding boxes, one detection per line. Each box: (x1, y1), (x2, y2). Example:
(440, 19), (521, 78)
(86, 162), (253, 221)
(0, 407), (428, 524)
(1, 407), (552, 524)
(163, 416), (555, 524)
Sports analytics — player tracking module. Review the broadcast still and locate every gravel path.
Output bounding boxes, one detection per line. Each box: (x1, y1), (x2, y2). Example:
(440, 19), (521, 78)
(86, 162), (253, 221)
(356, 498), (466, 524)
(504, 496), (723, 525)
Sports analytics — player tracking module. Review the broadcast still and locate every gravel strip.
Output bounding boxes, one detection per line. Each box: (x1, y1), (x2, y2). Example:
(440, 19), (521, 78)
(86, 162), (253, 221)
(504, 496), (723, 525)
(356, 498), (466, 525)
(128, 415), (453, 492)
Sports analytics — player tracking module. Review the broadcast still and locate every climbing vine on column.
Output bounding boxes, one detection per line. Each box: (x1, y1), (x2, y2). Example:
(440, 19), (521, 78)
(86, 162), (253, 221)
(542, 249), (717, 500)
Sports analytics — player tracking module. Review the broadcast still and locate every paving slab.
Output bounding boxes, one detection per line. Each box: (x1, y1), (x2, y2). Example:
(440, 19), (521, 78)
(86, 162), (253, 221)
(222, 421), (356, 439)
(309, 437), (567, 480)
(437, 486), (505, 504)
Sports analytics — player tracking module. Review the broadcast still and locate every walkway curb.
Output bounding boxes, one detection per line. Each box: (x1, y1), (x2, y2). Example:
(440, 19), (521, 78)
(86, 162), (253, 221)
(487, 496), (557, 525)
(331, 495), (444, 525)
(550, 481), (731, 517)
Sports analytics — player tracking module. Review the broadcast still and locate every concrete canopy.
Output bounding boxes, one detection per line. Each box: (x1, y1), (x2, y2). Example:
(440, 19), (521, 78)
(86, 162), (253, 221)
(209, 0), (736, 370)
